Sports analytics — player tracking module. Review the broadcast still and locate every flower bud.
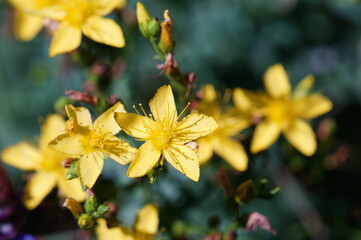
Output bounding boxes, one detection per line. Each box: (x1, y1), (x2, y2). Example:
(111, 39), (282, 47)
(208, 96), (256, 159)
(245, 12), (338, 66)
(159, 10), (174, 53)
(77, 214), (95, 230)
(137, 2), (161, 38)
(63, 198), (84, 218)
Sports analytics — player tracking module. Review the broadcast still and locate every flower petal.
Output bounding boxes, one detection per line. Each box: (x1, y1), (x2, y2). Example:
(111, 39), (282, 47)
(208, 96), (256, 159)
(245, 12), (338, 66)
(164, 144), (200, 182)
(30, 5), (66, 21)
(91, 0), (125, 16)
(94, 102), (125, 136)
(233, 88), (265, 112)
(78, 152), (104, 188)
(39, 114), (66, 150)
(14, 11), (43, 41)
(173, 113), (218, 143)
(48, 133), (85, 156)
(57, 171), (86, 202)
(197, 137), (214, 165)
(96, 218), (132, 240)
(293, 75), (314, 99)
(82, 16), (125, 48)
(127, 141), (160, 178)
(263, 64), (291, 99)
(149, 85), (177, 122)
(251, 120), (281, 153)
(283, 119), (316, 156)
(102, 137), (137, 165)
(135, 204), (159, 235)
(293, 94), (332, 119)
(65, 105), (92, 134)
(115, 113), (152, 139)
(214, 137), (248, 171)
(49, 23), (82, 57)
(24, 172), (57, 210)
(1, 142), (41, 171)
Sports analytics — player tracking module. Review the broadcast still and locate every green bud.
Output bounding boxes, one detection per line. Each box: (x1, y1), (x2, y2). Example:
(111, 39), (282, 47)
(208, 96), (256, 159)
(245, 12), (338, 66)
(77, 214), (95, 230)
(97, 204), (110, 215)
(84, 196), (98, 214)
(147, 19), (161, 38)
(147, 162), (163, 184)
(66, 161), (79, 180)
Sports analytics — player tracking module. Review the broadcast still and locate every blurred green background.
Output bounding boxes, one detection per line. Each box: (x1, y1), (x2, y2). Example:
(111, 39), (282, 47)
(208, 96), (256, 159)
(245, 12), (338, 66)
(1, 0), (361, 239)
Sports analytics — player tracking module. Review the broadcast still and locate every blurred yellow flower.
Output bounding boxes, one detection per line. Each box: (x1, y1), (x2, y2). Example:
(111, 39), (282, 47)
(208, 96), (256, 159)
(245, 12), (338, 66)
(8, 0), (58, 41)
(49, 102), (137, 188)
(236, 64), (332, 156)
(1, 114), (86, 210)
(96, 204), (159, 240)
(115, 85), (218, 181)
(196, 85), (249, 171)
(37, 0), (126, 56)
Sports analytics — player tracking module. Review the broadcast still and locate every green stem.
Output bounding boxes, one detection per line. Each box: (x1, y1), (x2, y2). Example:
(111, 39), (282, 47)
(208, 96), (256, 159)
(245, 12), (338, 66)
(150, 38), (166, 60)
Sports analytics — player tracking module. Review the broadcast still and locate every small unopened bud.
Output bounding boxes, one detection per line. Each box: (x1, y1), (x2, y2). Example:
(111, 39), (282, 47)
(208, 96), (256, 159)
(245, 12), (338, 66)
(77, 214), (95, 230)
(84, 196), (98, 214)
(137, 2), (160, 38)
(235, 180), (255, 205)
(185, 142), (199, 152)
(66, 160), (79, 180)
(245, 212), (276, 235)
(65, 90), (98, 106)
(63, 198), (84, 218)
(62, 158), (76, 168)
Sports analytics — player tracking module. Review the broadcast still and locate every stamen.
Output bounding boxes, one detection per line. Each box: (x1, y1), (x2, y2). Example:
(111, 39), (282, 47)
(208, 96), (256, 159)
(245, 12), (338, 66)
(139, 103), (148, 116)
(177, 102), (190, 121)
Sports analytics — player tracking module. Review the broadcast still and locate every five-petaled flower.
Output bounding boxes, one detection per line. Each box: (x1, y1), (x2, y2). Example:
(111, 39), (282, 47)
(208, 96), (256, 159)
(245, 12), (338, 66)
(115, 85), (218, 181)
(38, 0), (126, 56)
(49, 102), (137, 188)
(196, 84), (249, 171)
(1, 114), (86, 210)
(234, 64), (333, 156)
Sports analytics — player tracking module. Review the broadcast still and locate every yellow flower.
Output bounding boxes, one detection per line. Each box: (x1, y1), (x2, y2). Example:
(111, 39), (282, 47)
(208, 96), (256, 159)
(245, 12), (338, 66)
(1, 114), (86, 210)
(38, 0), (126, 56)
(235, 64), (332, 156)
(115, 85), (218, 181)
(196, 85), (249, 171)
(8, 0), (58, 41)
(96, 204), (159, 240)
(49, 102), (137, 188)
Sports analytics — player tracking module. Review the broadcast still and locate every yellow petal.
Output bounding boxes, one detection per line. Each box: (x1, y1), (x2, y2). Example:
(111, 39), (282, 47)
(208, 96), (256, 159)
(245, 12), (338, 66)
(174, 113), (218, 143)
(149, 85), (177, 122)
(251, 120), (281, 153)
(197, 137), (214, 165)
(31, 5), (66, 21)
(233, 88), (265, 112)
(102, 137), (137, 165)
(39, 114), (66, 150)
(136, 2), (151, 25)
(96, 218), (133, 240)
(283, 119), (316, 156)
(49, 23), (82, 57)
(91, 0), (124, 16)
(7, 0), (34, 9)
(135, 204), (159, 235)
(1, 142), (41, 171)
(201, 84), (217, 102)
(164, 144), (199, 182)
(48, 133), (85, 156)
(78, 152), (104, 188)
(14, 11), (43, 41)
(65, 105), (92, 133)
(57, 171), (86, 202)
(219, 114), (250, 137)
(115, 113), (151, 139)
(263, 64), (291, 99)
(127, 141), (160, 178)
(82, 16), (125, 48)
(213, 137), (248, 171)
(293, 75), (315, 99)
(24, 172), (57, 210)
(292, 94), (332, 119)
(94, 102), (125, 136)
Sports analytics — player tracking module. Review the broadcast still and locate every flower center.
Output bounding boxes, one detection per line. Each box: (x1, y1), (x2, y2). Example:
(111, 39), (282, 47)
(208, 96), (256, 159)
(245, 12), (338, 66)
(150, 127), (171, 150)
(62, 0), (93, 28)
(82, 130), (105, 153)
(267, 99), (293, 124)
